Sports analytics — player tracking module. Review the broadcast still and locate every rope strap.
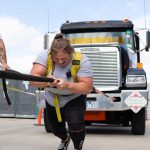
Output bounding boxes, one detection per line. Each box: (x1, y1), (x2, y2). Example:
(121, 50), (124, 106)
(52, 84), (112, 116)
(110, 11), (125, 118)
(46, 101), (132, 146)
(53, 94), (62, 122)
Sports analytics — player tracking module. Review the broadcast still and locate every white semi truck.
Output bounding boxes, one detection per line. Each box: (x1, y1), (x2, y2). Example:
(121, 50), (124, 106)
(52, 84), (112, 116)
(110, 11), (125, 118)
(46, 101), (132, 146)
(43, 19), (150, 135)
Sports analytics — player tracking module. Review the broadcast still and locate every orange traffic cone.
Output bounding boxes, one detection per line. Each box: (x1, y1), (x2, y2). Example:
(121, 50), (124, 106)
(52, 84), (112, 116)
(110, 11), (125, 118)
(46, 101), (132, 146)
(38, 107), (43, 126)
(34, 107), (43, 126)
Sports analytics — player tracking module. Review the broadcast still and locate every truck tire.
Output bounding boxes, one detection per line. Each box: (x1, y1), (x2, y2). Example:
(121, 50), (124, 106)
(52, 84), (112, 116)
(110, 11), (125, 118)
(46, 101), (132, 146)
(43, 108), (52, 133)
(131, 108), (145, 135)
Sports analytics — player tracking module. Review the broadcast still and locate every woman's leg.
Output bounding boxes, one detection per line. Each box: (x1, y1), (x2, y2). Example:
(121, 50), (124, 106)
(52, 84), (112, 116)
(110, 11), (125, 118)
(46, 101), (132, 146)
(64, 95), (86, 149)
(45, 101), (68, 141)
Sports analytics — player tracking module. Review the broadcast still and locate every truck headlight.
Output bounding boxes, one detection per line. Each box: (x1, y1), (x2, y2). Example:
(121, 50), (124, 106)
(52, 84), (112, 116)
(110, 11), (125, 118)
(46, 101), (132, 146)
(126, 75), (146, 87)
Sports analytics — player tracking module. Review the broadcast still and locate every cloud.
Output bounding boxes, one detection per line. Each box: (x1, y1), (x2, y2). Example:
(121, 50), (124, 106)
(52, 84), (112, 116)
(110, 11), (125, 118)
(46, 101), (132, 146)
(126, 0), (135, 7)
(0, 16), (46, 73)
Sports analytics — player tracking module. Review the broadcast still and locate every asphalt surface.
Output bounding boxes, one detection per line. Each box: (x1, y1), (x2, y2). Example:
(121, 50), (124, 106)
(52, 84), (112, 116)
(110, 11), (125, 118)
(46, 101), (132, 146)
(0, 118), (150, 150)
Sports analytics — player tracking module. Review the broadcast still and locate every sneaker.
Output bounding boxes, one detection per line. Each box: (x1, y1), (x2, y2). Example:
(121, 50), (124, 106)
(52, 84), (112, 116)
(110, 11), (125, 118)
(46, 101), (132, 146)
(58, 135), (70, 150)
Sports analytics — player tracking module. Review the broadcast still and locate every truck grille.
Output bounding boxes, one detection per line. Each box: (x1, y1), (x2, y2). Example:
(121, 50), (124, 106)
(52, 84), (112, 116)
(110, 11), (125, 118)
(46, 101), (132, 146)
(79, 46), (121, 91)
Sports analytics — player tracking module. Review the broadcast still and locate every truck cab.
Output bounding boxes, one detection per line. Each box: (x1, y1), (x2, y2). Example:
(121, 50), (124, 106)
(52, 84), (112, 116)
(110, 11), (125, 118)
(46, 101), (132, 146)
(43, 20), (150, 135)
(60, 20), (149, 135)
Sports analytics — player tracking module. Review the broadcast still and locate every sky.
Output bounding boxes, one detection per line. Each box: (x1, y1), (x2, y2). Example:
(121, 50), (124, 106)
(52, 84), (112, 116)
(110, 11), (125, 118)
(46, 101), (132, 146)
(0, 0), (150, 81)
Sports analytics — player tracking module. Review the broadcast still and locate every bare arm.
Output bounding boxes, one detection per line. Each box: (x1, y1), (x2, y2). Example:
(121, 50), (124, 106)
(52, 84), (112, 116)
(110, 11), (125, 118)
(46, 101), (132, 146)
(57, 76), (93, 95)
(0, 39), (9, 69)
(30, 63), (57, 88)
(67, 77), (93, 94)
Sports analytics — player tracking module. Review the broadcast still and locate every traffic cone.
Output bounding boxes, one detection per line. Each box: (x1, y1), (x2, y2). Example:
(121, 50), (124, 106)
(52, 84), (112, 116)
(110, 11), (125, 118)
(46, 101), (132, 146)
(34, 107), (43, 126)
(38, 107), (43, 126)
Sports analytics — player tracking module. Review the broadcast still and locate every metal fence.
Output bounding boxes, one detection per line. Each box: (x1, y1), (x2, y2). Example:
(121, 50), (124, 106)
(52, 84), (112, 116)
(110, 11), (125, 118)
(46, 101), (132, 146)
(0, 79), (36, 118)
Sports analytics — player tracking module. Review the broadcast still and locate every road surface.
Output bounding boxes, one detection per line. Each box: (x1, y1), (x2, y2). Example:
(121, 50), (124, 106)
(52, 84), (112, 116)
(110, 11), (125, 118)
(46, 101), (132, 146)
(0, 118), (150, 150)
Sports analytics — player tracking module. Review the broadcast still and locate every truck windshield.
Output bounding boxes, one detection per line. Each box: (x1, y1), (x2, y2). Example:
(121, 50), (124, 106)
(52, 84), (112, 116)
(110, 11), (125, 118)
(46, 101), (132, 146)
(65, 30), (133, 49)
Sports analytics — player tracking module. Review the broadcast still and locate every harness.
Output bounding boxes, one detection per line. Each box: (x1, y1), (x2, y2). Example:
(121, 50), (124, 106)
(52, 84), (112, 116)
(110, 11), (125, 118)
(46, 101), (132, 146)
(47, 51), (82, 122)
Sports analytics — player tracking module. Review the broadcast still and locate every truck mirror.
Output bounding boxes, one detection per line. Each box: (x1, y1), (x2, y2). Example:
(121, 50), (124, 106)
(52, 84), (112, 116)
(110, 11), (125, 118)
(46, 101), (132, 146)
(145, 30), (150, 51)
(134, 32), (140, 51)
(44, 34), (49, 49)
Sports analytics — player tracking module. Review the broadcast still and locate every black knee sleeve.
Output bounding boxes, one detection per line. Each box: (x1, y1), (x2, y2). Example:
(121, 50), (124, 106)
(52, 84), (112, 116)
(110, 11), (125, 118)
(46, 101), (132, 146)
(68, 122), (85, 149)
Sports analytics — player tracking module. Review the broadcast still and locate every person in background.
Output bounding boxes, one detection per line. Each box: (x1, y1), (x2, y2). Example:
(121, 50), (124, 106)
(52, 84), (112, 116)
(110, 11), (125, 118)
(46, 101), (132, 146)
(30, 33), (93, 150)
(0, 34), (9, 70)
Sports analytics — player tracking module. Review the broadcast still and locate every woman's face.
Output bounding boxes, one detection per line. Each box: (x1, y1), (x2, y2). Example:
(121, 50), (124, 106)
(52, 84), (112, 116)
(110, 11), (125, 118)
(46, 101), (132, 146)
(53, 49), (72, 67)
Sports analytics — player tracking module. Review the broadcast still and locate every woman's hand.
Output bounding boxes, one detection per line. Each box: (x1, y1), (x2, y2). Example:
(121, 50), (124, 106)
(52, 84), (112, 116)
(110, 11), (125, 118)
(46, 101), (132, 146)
(47, 75), (58, 88)
(56, 78), (68, 90)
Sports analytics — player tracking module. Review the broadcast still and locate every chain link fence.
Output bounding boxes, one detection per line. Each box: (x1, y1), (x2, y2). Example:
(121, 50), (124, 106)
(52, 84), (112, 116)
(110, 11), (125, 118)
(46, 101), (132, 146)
(0, 79), (36, 118)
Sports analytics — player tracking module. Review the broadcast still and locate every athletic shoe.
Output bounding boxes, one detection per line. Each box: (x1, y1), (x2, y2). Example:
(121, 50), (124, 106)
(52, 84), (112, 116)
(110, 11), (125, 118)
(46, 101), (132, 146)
(58, 135), (70, 150)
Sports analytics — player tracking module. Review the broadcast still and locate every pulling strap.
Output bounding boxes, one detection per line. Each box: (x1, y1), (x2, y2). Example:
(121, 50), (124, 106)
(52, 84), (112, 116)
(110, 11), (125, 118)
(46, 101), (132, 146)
(0, 69), (54, 105)
(0, 69), (62, 122)
(53, 94), (62, 122)
(2, 78), (11, 105)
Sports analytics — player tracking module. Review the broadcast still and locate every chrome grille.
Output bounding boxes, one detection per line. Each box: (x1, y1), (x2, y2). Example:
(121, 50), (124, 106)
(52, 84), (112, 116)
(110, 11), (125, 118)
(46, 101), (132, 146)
(78, 46), (121, 90)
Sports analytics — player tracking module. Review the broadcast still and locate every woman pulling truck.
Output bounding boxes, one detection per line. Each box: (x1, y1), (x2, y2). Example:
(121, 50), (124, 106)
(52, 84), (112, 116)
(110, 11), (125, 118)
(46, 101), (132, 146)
(30, 33), (93, 150)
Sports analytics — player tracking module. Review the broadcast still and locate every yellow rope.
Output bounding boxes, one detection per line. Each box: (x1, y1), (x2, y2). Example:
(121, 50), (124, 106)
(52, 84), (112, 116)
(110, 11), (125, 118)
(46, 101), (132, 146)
(53, 94), (62, 122)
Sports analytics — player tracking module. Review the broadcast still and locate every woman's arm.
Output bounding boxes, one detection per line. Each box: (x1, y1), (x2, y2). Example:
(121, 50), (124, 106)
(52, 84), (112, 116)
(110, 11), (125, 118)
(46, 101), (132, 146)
(67, 77), (93, 94)
(30, 63), (57, 88)
(0, 39), (9, 70)
(57, 76), (93, 95)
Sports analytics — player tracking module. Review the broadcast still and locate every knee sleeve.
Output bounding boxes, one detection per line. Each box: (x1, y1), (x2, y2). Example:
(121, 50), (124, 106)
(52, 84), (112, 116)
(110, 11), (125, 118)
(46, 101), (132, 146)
(68, 122), (85, 149)
(68, 121), (85, 132)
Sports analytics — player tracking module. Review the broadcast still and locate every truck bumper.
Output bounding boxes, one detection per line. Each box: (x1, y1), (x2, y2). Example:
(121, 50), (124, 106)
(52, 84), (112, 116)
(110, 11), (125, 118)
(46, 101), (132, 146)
(86, 89), (149, 112)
